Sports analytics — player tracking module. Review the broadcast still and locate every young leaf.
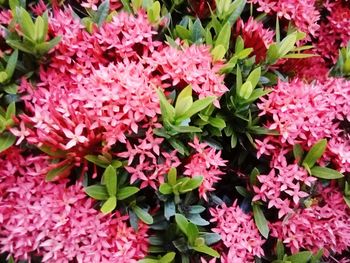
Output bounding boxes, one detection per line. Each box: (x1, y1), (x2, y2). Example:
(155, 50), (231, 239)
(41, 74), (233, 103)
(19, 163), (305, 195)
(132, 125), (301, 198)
(310, 166), (344, 180)
(85, 184), (109, 200)
(5, 49), (18, 79)
(252, 203), (269, 238)
(246, 67), (261, 89)
(238, 81), (253, 99)
(117, 186), (139, 200)
(101, 196), (117, 214)
(159, 183), (173, 195)
(168, 167), (177, 186)
(179, 176), (203, 193)
(216, 22), (231, 51)
(0, 133), (16, 153)
(176, 96), (215, 121)
(175, 213), (189, 235)
(133, 205), (154, 224)
(211, 45), (226, 61)
(103, 165), (117, 196)
(302, 139), (327, 168)
(34, 16), (45, 43)
(193, 244), (220, 258)
(278, 32), (297, 57)
(17, 7), (35, 41)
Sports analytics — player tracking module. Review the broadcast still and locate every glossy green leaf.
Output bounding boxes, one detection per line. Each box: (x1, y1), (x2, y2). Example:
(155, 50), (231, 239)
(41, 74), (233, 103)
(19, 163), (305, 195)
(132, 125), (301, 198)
(193, 244), (220, 258)
(103, 165), (117, 196)
(310, 166), (344, 179)
(101, 196), (117, 214)
(85, 184), (109, 200)
(179, 176), (203, 193)
(177, 96), (215, 121)
(238, 81), (253, 99)
(17, 7), (35, 41)
(278, 32), (297, 57)
(246, 67), (261, 89)
(252, 203), (269, 238)
(302, 139), (327, 168)
(117, 186), (139, 200)
(0, 133), (16, 153)
(216, 22), (231, 51)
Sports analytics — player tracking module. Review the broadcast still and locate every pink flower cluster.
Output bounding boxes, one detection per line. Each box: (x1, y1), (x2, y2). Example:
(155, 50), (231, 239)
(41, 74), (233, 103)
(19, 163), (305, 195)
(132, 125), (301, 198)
(15, 10), (226, 187)
(248, 0), (320, 37)
(210, 202), (265, 263)
(0, 147), (148, 262)
(271, 186), (350, 256)
(257, 77), (350, 172)
(236, 17), (275, 63)
(184, 137), (227, 201)
(253, 162), (316, 218)
(317, 1), (350, 62)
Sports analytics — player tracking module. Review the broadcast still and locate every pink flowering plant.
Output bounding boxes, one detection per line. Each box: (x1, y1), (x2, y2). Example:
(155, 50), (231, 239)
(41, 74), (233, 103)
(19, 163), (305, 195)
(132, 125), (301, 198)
(1, 0), (350, 262)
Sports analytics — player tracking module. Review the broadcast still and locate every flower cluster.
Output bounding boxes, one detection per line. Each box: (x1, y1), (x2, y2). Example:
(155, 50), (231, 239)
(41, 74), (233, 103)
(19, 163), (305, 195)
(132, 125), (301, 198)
(271, 186), (350, 256)
(257, 77), (350, 172)
(210, 202), (265, 262)
(0, 147), (148, 262)
(184, 137), (227, 200)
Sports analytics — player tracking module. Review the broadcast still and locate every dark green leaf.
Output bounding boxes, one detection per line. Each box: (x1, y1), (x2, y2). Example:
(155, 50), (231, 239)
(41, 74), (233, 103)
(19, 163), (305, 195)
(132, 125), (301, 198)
(228, 0), (246, 24)
(5, 49), (18, 79)
(201, 232), (221, 245)
(103, 165), (117, 196)
(94, 0), (110, 26)
(302, 139), (327, 168)
(187, 213), (209, 226)
(276, 240), (284, 260)
(133, 205), (154, 224)
(186, 222), (199, 245)
(287, 251), (312, 263)
(46, 163), (73, 181)
(252, 203), (269, 238)
(85, 184), (109, 200)
(117, 186), (139, 200)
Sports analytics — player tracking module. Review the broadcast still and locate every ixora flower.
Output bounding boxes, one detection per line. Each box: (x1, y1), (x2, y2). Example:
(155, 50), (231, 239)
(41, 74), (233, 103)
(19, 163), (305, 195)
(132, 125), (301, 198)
(184, 137), (227, 201)
(0, 147), (148, 263)
(257, 77), (350, 172)
(235, 17), (274, 63)
(210, 202), (265, 263)
(270, 186), (350, 257)
(15, 9), (226, 185)
(248, 0), (320, 38)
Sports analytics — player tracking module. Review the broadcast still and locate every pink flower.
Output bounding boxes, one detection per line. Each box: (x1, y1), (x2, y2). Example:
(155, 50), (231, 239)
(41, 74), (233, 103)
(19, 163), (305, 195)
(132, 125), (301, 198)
(62, 124), (88, 149)
(184, 137), (227, 200)
(210, 201), (265, 262)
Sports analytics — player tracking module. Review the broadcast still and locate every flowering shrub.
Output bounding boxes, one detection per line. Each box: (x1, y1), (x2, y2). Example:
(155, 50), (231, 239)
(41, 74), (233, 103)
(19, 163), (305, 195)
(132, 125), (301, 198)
(1, 0), (350, 262)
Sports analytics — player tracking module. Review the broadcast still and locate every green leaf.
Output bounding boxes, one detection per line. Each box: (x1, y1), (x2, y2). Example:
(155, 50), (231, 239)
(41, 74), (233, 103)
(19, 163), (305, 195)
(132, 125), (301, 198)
(0, 71), (8, 83)
(302, 139), (327, 168)
(175, 91), (193, 118)
(168, 167), (177, 186)
(186, 222), (199, 245)
(156, 89), (175, 122)
(276, 240), (285, 260)
(293, 144), (304, 163)
(103, 165), (117, 196)
(191, 19), (203, 43)
(170, 125), (202, 134)
(208, 117), (226, 129)
(9, 0), (19, 11)
(193, 244), (220, 258)
(161, 184), (173, 196)
(201, 232), (221, 245)
(343, 196), (350, 209)
(287, 251), (312, 263)
(117, 186), (139, 200)
(211, 45), (226, 61)
(101, 196), (117, 214)
(120, 0), (132, 13)
(310, 166), (344, 179)
(94, 0), (110, 26)
(187, 214), (209, 226)
(216, 22), (231, 51)
(310, 249), (323, 263)
(246, 67), (261, 89)
(282, 53), (317, 59)
(177, 96), (215, 121)
(7, 256), (15, 263)
(179, 176), (203, 193)
(188, 205), (205, 214)
(175, 213), (189, 234)
(160, 252), (176, 263)
(46, 163), (73, 181)
(227, 0), (246, 24)
(35, 36), (61, 55)
(252, 203), (269, 238)
(133, 205), (154, 224)
(238, 81), (253, 99)
(85, 184), (109, 200)
(235, 186), (249, 197)
(39, 145), (66, 157)
(278, 32), (297, 57)
(17, 7), (35, 41)
(0, 133), (16, 153)
(3, 84), (19, 94)
(6, 39), (34, 54)
(85, 154), (109, 167)
(5, 49), (18, 79)
(5, 102), (16, 120)
(267, 43), (279, 63)
(236, 48), (253, 59)
(176, 25), (191, 40)
(34, 16), (45, 43)
(235, 36), (244, 53)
